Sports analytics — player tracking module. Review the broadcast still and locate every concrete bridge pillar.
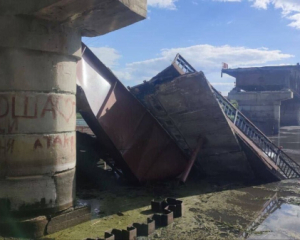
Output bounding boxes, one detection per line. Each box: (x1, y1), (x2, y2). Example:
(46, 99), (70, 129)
(0, 16), (80, 217)
(0, 1), (147, 230)
(228, 90), (293, 135)
(281, 98), (300, 126)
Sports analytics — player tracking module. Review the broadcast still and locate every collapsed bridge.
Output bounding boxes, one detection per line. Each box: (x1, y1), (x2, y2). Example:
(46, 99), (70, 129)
(77, 45), (300, 184)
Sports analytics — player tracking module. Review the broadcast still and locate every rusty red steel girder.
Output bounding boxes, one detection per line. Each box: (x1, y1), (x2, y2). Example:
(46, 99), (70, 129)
(76, 43), (188, 183)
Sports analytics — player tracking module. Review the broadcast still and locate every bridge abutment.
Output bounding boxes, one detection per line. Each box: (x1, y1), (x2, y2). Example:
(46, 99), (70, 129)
(228, 90), (293, 135)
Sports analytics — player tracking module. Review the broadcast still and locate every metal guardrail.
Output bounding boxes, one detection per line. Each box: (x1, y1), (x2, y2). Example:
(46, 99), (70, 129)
(212, 87), (300, 179)
(174, 54), (196, 74)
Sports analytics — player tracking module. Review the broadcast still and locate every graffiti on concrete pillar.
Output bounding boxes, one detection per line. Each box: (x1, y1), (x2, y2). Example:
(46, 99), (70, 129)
(41, 95), (75, 122)
(33, 139), (43, 149)
(0, 138), (15, 155)
(0, 95), (75, 120)
(0, 96), (9, 118)
(41, 95), (57, 120)
(0, 94), (75, 134)
(8, 119), (18, 133)
(12, 96), (38, 119)
(33, 134), (75, 152)
(0, 134), (75, 156)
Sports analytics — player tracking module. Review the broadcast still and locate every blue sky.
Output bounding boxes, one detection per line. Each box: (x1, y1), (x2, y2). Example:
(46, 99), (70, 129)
(83, 0), (300, 95)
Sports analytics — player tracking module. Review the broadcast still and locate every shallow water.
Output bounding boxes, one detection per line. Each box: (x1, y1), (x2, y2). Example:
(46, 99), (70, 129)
(269, 126), (300, 164)
(45, 180), (300, 240)
(247, 203), (300, 239)
(77, 119), (88, 126)
(45, 126), (300, 240)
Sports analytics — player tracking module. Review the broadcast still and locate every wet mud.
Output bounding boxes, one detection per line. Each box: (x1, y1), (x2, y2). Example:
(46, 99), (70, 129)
(44, 126), (300, 239)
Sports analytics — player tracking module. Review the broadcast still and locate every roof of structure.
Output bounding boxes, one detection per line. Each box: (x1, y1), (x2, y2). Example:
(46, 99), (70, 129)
(222, 64), (300, 78)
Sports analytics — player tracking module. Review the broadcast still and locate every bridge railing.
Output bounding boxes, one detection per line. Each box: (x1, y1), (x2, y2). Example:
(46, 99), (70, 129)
(174, 54), (196, 74)
(212, 87), (300, 179)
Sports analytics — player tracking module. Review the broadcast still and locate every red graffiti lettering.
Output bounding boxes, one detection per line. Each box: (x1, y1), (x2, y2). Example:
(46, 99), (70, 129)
(6, 139), (15, 154)
(0, 139), (15, 154)
(43, 136), (52, 149)
(64, 134), (69, 147)
(0, 96), (9, 118)
(34, 139), (43, 149)
(12, 96), (38, 119)
(53, 136), (62, 146)
(41, 96), (57, 119)
(56, 97), (75, 123)
(70, 136), (74, 152)
(8, 119), (18, 134)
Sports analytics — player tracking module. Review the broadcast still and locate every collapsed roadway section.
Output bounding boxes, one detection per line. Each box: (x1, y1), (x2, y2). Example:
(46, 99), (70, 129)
(77, 46), (300, 184)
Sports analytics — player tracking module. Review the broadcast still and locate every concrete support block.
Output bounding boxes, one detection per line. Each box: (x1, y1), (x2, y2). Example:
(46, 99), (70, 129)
(165, 198), (184, 218)
(0, 15), (78, 219)
(111, 227), (137, 240)
(151, 199), (165, 212)
(0, 1), (147, 37)
(228, 91), (293, 135)
(46, 206), (91, 234)
(0, 48), (77, 93)
(0, 92), (76, 134)
(103, 231), (115, 240)
(0, 216), (48, 238)
(0, 1), (147, 237)
(0, 16), (81, 57)
(152, 210), (174, 227)
(0, 168), (75, 216)
(281, 98), (300, 126)
(0, 132), (76, 177)
(133, 218), (155, 236)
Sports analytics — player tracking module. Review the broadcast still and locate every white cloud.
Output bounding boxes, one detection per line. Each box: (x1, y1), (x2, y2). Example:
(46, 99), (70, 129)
(147, 0), (178, 10)
(213, 0), (300, 29)
(251, 0), (270, 9)
(111, 44), (293, 95)
(288, 13), (300, 29)
(86, 45), (293, 95)
(89, 47), (121, 68)
(219, 0), (300, 29)
(252, 0), (300, 29)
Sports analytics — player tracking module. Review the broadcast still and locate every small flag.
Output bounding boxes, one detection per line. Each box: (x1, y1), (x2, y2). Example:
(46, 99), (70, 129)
(222, 62), (228, 69)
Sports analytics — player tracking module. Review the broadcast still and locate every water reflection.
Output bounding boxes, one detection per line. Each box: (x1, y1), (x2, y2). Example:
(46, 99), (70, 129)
(269, 126), (300, 164)
(77, 118), (88, 126)
(242, 192), (300, 239)
(76, 198), (102, 218)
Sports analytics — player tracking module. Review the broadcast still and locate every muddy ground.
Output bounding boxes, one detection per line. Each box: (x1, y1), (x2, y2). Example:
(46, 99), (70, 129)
(44, 174), (300, 240)
(45, 126), (300, 240)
